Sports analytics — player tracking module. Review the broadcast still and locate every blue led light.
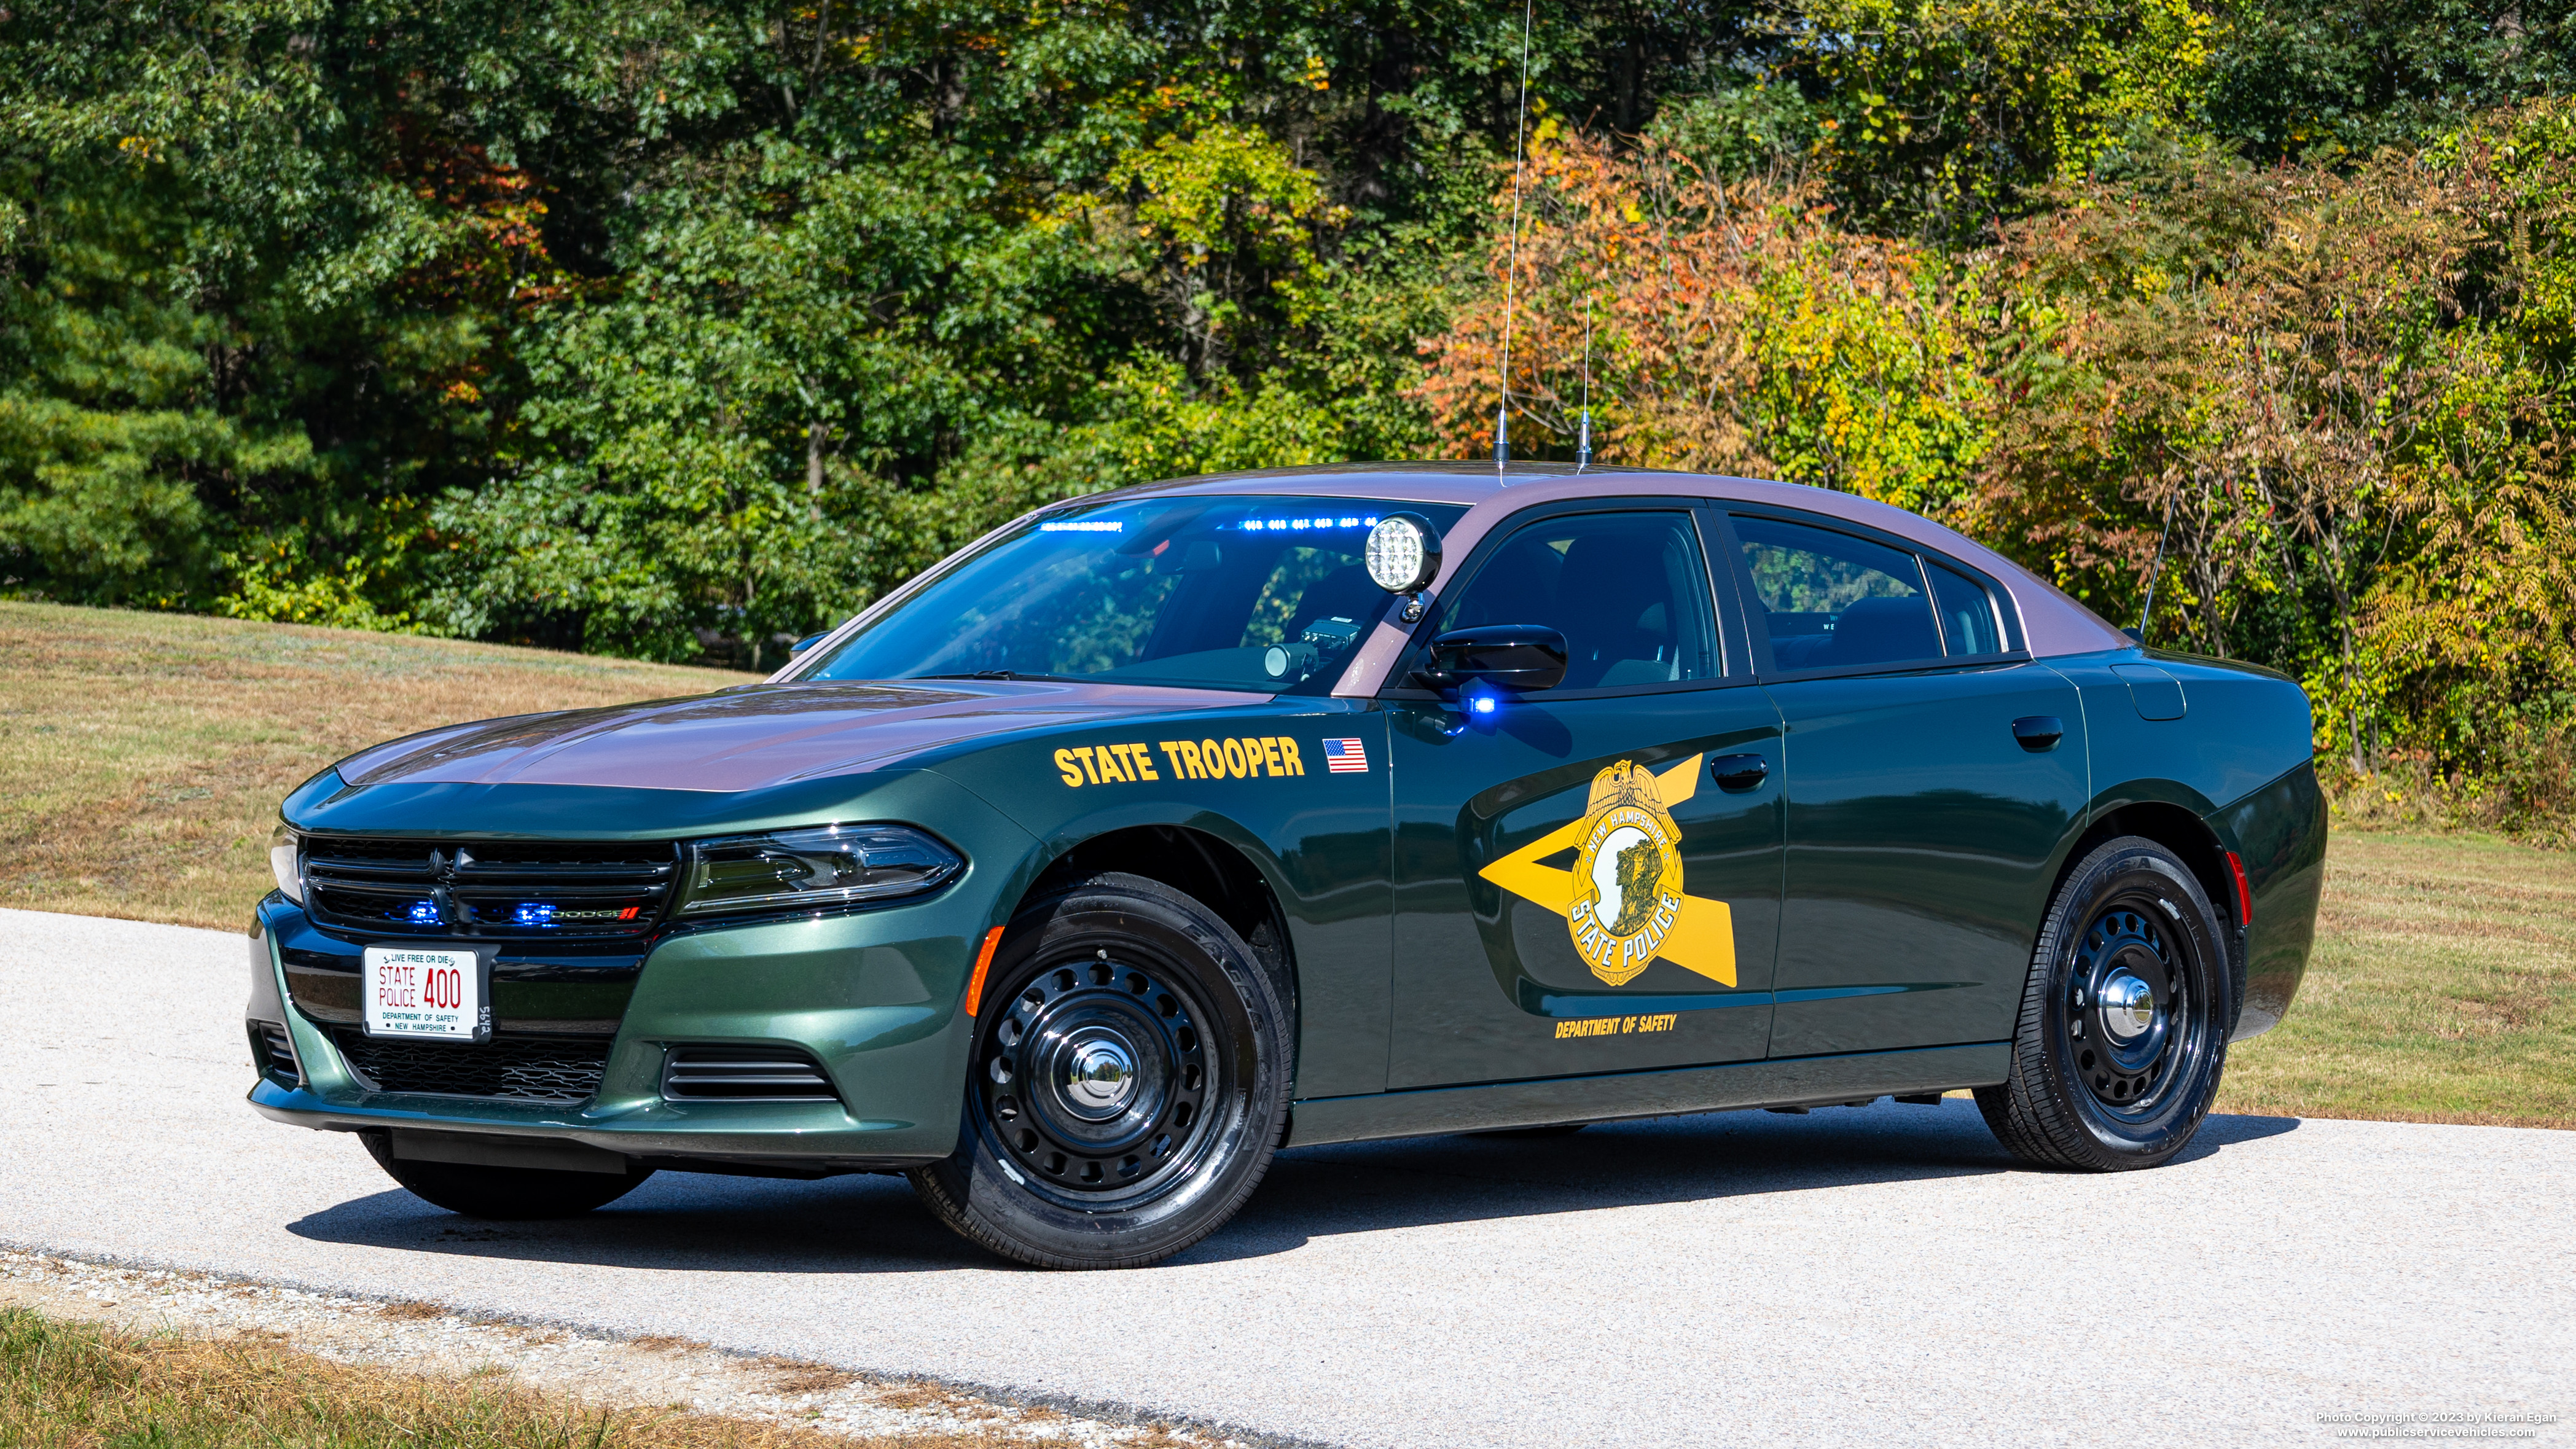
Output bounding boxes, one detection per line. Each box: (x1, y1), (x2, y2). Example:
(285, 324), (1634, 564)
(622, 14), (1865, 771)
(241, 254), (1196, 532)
(514, 902), (558, 927)
(1238, 515), (1380, 533)
(1039, 520), (1122, 533)
(405, 900), (440, 926)
(1460, 680), (1507, 726)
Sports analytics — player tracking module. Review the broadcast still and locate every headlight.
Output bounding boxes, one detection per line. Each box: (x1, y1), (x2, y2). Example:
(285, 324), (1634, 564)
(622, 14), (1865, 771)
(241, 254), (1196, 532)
(676, 824), (962, 918)
(269, 822), (303, 904)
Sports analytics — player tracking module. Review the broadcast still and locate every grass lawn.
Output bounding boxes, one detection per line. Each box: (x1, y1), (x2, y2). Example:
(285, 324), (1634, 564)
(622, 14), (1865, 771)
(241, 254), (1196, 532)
(1, 601), (2566, 1130)
(2216, 832), (2576, 1130)
(0, 1306), (1026, 1448)
(0, 601), (738, 931)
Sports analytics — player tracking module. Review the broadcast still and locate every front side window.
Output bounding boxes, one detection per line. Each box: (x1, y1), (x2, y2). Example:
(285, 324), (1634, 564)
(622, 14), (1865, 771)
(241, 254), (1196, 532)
(1734, 516), (1941, 671)
(802, 496), (1464, 693)
(1422, 510), (1721, 690)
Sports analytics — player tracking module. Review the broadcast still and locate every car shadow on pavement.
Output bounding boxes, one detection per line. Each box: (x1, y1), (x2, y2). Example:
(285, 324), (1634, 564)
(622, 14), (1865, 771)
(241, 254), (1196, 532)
(1192, 1100), (2299, 1264)
(282, 1101), (2298, 1274)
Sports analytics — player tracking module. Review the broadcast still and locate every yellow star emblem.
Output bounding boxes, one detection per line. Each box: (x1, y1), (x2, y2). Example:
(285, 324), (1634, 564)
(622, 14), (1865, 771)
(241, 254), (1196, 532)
(1476, 754), (1737, 988)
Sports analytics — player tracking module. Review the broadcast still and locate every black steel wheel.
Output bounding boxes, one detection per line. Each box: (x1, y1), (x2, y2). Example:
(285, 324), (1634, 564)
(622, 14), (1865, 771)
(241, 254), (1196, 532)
(1977, 836), (2231, 1171)
(909, 872), (1287, 1268)
(982, 935), (1217, 1203)
(359, 1131), (654, 1219)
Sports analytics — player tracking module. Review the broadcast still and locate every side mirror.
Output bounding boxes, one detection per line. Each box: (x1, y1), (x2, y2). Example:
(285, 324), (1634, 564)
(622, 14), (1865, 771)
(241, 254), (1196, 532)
(1416, 624), (1568, 692)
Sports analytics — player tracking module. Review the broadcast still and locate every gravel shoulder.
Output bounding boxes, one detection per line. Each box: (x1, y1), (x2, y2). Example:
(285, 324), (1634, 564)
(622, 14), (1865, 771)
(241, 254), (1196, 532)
(0, 1249), (1224, 1447)
(6, 905), (2572, 1448)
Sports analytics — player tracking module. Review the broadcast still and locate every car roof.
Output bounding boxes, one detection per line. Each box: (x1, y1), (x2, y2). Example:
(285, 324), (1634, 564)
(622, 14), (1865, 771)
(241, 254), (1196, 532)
(1095, 463), (2131, 663)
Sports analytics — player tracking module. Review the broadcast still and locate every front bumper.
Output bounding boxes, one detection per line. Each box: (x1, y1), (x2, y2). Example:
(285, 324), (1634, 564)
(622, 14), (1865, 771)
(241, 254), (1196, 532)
(249, 876), (1018, 1173)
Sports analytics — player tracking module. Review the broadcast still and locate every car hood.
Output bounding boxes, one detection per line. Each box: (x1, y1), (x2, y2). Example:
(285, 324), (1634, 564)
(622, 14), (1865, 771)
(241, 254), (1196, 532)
(333, 679), (1272, 795)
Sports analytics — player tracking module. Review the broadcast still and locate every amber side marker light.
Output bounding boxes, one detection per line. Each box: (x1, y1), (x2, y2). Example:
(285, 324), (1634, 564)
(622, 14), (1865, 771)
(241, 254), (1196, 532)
(964, 926), (1006, 1016)
(2225, 851), (2253, 926)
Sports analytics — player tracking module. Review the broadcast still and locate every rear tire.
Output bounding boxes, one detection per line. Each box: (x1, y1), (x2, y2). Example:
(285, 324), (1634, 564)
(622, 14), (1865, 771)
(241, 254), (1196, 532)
(361, 1132), (654, 1219)
(909, 873), (1288, 1269)
(1977, 837), (2230, 1171)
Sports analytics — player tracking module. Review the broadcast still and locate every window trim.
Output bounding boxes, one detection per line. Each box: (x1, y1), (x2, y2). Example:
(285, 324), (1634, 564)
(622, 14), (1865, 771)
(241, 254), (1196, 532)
(1712, 504), (2031, 682)
(1375, 496), (1751, 703)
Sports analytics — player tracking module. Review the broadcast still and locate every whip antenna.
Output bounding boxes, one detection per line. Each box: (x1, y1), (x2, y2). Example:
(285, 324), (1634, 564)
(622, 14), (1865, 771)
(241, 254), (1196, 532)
(2134, 491), (2176, 644)
(1574, 289), (1594, 472)
(1494, 0), (1535, 469)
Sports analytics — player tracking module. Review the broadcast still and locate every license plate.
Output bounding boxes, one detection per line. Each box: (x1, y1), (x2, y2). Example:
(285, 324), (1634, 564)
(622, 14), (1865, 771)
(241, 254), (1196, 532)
(362, 946), (488, 1042)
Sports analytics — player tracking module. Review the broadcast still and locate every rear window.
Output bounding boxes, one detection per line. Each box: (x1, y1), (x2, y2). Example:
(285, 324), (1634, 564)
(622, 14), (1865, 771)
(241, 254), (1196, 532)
(1929, 563), (2006, 656)
(1734, 517), (1941, 670)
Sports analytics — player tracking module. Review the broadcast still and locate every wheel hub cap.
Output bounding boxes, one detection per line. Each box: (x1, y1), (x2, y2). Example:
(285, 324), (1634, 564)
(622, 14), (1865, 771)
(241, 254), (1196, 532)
(1061, 1033), (1138, 1116)
(2098, 971), (2156, 1042)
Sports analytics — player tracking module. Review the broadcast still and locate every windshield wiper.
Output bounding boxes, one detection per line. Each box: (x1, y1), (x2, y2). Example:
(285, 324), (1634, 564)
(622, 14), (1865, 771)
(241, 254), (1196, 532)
(914, 670), (1067, 682)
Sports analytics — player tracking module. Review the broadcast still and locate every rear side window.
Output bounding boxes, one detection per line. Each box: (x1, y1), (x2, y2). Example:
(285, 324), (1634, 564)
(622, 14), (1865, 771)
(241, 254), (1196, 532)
(1734, 517), (1941, 670)
(1929, 563), (2005, 656)
(1429, 510), (1721, 690)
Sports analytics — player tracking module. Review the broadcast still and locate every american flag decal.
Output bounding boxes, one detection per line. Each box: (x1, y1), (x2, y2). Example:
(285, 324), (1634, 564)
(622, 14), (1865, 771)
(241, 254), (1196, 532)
(1321, 737), (1369, 773)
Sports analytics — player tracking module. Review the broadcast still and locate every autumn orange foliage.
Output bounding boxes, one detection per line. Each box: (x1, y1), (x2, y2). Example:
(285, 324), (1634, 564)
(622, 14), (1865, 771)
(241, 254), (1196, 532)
(1415, 127), (1986, 517)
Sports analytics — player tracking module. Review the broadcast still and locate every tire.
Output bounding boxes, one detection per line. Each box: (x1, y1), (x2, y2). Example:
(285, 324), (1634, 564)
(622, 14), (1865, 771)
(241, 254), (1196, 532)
(909, 873), (1289, 1270)
(1977, 836), (2231, 1171)
(360, 1131), (654, 1219)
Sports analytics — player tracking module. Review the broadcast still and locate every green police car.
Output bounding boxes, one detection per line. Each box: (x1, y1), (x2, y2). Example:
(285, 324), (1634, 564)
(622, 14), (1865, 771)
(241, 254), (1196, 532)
(248, 463), (2325, 1269)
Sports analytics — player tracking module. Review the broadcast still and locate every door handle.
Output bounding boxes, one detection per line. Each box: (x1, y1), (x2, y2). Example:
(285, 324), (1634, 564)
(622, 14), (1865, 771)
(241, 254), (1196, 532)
(2012, 716), (2065, 752)
(1708, 753), (1770, 791)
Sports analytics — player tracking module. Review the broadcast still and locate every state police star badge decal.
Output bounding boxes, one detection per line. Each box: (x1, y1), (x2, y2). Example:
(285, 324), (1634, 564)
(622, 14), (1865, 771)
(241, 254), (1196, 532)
(1477, 755), (1737, 988)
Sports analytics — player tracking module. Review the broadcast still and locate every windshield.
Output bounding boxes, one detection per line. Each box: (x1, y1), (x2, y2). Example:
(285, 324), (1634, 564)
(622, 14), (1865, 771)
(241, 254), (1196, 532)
(802, 495), (1466, 693)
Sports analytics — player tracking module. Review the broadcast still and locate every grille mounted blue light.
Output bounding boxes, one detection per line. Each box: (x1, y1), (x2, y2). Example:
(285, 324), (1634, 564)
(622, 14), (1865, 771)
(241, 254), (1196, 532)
(405, 900), (441, 926)
(513, 902), (558, 927)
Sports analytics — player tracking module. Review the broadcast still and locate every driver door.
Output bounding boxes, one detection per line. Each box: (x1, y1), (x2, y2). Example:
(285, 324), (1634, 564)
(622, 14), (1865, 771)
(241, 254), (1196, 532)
(1383, 502), (1785, 1090)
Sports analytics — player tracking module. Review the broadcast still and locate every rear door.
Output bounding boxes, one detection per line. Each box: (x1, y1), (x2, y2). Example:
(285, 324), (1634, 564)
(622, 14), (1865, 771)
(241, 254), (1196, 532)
(1715, 509), (2089, 1059)
(1383, 501), (1785, 1089)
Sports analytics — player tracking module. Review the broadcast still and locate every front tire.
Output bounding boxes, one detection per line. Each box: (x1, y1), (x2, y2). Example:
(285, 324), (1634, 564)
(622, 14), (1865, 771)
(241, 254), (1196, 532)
(360, 1132), (654, 1219)
(910, 873), (1288, 1269)
(1976, 837), (2231, 1171)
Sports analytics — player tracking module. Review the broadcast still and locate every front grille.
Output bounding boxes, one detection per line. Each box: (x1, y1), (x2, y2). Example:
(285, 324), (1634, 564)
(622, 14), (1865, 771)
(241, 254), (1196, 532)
(249, 1020), (302, 1088)
(332, 1028), (611, 1103)
(302, 836), (680, 940)
(661, 1045), (840, 1103)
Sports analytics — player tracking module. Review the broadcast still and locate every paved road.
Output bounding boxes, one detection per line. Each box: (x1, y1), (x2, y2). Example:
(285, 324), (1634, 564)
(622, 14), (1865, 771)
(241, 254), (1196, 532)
(3, 905), (2568, 1447)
